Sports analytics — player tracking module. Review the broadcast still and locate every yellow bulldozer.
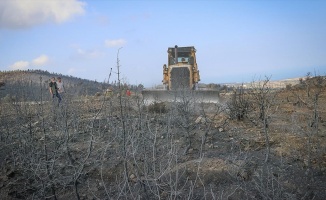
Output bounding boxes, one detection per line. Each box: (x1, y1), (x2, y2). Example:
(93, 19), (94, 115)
(142, 45), (220, 103)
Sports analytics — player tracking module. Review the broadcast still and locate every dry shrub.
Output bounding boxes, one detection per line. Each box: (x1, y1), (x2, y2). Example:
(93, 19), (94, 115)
(147, 101), (167, 113)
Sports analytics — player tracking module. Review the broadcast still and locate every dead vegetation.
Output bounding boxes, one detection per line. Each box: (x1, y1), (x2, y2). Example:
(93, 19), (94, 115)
(0, 75), (326, 199)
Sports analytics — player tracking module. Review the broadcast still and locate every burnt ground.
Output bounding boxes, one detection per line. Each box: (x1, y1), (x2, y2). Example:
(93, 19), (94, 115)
(0, 81), (326, 199)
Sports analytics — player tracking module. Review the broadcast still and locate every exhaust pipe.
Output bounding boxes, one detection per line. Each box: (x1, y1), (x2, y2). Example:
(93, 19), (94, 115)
(175, 45), (178, 64)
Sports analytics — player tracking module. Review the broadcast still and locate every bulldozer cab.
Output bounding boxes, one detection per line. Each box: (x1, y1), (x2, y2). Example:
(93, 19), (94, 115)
(168, 46), (196, 65)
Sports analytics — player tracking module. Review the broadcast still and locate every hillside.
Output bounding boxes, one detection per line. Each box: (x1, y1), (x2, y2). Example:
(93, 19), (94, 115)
(220, 77), (302, 90)
(0, 75), (325, 199)
(0, 70), (111, 101)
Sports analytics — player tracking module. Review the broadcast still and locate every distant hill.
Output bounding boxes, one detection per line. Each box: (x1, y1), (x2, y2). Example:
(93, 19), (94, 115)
(218, 77), (303, 89)
(0, 70), (111, 101)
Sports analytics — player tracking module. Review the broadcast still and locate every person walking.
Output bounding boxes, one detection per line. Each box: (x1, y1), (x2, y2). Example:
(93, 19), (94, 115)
(56, 77), (65, 98)
(49, 77), (62, 105)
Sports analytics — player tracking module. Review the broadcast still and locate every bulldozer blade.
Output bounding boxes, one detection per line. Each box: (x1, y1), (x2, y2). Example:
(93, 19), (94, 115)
(141, 90), (220, 104)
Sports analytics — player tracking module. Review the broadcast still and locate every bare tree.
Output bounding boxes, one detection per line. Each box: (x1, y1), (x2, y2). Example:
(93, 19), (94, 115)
(172, 90), (198, 155)
(250, 77), (277, 163)
(303, 75), (326, 180)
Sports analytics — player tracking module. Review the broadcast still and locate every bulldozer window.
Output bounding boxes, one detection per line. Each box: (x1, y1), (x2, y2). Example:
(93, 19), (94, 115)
(178, 57), (189, 63)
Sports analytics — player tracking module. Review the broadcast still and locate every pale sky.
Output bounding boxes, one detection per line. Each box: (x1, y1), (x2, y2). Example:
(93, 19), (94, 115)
(0, 0), (325, 87)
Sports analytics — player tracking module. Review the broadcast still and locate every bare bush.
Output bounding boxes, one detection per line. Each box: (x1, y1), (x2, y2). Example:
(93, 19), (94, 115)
(227, 84), (252, 120)
(147, 101), (168, 114)
(252, 164), (285, 200)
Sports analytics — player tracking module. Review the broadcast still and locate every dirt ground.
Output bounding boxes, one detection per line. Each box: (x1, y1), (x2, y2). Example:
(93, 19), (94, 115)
(0, 78), (326, 199)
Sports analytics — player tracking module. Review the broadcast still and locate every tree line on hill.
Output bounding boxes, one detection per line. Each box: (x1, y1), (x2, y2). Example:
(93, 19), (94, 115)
(0, 70), (143, 101)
